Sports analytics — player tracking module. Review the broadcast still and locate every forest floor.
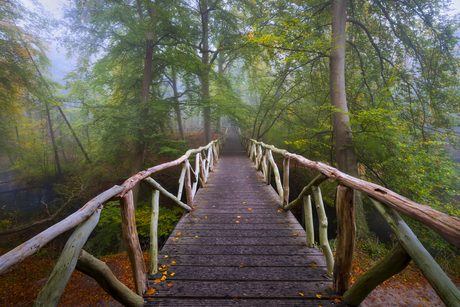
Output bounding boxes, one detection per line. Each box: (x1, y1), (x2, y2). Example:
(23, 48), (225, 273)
(0, 247), (458, 306)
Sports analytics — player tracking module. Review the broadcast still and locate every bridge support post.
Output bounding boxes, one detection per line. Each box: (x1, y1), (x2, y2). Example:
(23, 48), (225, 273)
(333, 185), (356, 295)
(120, 191), (148, 296)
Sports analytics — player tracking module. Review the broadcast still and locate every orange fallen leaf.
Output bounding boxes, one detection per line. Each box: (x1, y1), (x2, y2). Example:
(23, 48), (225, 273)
(299, 293), (304, 296)
(147, 288), (156, 295)
(293, 234), (298, 236)
(248, 208), (252, 210)
(205, 216), (207, 218)
(334, 298), (341, 303)
(239, 264), (244, 267)
(236, 221), (240, 223)
(177, 232), (181, 235)
(168, 283), (172, 287)
(154, 279), (161, 284)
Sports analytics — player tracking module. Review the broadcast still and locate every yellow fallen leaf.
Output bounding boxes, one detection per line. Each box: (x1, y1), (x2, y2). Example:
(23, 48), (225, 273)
(162, 271), (167, 275)
(205, 216), (207, 218)
(154, 279), (161, 284)
(243, 202), (246, 204)
(236, 221), (240, 223)
(299, 293), (304, 296)
(170, 272), (175, 276)
(161, 275), (167, 281)
(168, 283), (172, 287)
(316, 294), (322, 299)
(147, 288), (156, 295)
(195, 236), (199, 238)
(237, 216), (241, 218)
(164, 255), (169, 258)
(310, 263), (317, 267)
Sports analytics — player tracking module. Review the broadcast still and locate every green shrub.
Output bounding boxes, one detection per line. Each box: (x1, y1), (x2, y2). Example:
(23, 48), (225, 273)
(84, 201), (183, 256)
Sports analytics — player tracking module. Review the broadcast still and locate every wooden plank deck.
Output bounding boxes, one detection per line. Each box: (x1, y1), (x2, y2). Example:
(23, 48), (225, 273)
(144, 133), (347, 306)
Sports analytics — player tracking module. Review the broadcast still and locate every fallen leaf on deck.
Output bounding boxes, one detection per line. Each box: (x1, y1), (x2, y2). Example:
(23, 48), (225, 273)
(316, 294), (322, 299)
(154, 279), (161, 284)
(299, 293), (304, 296)
(147, 288), (156, 295)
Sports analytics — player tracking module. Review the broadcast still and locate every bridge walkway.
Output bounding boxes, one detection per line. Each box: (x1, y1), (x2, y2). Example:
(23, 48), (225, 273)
(144, 133), (346, 306)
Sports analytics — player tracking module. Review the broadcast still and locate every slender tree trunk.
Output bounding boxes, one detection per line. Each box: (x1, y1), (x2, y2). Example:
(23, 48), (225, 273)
(171, 67), (185, 140)
(131, 0), (156, 208)
(201, 0), (212, 144)
(330, 0), (367, 234)
(45, 103), (62, 178)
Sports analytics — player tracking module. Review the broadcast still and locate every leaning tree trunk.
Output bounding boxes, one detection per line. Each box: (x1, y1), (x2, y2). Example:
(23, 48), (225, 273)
(330, 0), (367, 234)
(201, 0), (212, 145)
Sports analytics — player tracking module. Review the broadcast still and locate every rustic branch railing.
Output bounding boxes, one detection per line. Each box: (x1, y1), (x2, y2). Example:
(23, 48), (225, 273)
(238, 130), (460, 307)
(0, 131), (227, 307)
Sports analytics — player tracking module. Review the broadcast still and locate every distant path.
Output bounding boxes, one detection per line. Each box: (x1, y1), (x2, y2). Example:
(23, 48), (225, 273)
(144, 132), (346, 306)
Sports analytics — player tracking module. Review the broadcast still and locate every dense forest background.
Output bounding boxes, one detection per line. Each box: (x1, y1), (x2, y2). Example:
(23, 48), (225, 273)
(1, 0), (460, 265)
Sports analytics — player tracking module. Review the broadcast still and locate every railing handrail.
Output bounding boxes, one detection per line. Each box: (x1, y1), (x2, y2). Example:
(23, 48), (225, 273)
(0, 130), (228, 307)
(238, 132), (460, 247)
(237, 129), (460, 307)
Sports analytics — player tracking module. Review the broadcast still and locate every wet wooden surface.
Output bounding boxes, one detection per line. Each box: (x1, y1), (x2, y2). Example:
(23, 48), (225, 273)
(144, 133), (346, 306)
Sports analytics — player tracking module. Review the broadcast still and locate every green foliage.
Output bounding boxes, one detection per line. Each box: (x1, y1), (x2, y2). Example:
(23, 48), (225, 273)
(84, 201), (183, 256)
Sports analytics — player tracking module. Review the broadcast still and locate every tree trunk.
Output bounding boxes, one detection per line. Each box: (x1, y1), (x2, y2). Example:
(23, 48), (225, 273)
(131, 0), (157, 208)
(45, 103), (62, 178)
(201, 0), (212, 145)
(171, 67), (185, 140)
(330, 0), (367, 234)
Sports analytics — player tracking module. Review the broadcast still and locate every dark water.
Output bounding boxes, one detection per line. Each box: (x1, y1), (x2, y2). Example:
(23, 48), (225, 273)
(0, 170), (55, 221)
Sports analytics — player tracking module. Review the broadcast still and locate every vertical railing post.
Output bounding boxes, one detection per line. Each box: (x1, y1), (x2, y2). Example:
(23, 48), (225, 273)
(120, 190), (148, 296)
(282, 158), (289, 208)
(149, 189), (159, 275)
(312, 186), (334, 276)
(303, 195), (314, 247)
(265, 149), (272, 185)
(184, 160), (193, 207)
(333, 185), (356, 294)
(177, 162), (187, 201)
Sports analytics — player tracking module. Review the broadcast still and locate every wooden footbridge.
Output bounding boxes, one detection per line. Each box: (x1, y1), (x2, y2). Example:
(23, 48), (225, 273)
(0, 130), (459, 307)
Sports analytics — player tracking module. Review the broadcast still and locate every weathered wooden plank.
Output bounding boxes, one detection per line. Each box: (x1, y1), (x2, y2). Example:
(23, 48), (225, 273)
(160, 245), (321, 256)
(171, 223), (303, 230)
(168, 229), (305, 237)
(161, 236), (306, 246)
(145, 298), (345, 307)
(154, 254), (326, 267)
(148, 266), (328, 282)
(147, 280), (338, 299)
